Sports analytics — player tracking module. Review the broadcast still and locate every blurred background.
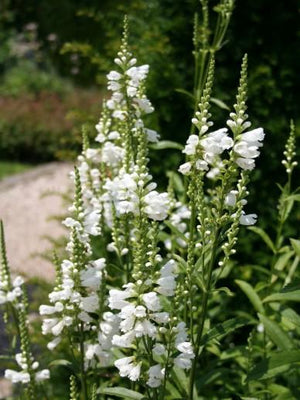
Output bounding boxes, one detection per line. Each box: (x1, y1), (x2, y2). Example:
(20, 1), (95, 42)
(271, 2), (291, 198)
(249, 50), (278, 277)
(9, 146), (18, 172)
(0, 0), (299, 261)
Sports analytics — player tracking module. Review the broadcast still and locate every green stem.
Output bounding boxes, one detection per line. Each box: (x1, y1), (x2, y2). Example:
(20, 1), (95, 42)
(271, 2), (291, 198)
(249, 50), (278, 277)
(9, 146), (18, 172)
(79, 322), (88, 400)
(188, 230), (219, 400)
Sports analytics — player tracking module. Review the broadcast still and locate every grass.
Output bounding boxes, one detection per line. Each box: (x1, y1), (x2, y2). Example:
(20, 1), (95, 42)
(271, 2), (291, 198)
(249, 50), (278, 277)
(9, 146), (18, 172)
(0, 161), (33, 180)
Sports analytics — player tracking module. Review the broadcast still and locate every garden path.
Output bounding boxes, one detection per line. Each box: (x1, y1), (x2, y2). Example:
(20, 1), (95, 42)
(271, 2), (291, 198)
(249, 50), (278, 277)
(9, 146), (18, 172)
(0, 162), (72, 281)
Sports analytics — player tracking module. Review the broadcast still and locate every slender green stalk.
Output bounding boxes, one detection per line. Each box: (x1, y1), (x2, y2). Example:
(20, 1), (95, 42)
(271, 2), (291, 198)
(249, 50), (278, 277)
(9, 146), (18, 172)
(188, 230), (219, 399)
(79, 322), (88, 400)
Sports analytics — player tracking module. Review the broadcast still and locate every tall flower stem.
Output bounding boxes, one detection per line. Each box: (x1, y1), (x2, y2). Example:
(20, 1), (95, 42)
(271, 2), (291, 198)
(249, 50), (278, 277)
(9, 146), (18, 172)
(79, 322), (88, 400)
(188, 230), (219, 400)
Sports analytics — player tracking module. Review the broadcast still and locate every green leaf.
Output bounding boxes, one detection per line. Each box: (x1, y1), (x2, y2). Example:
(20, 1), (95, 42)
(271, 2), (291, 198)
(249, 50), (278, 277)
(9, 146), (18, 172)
(210, 97), (230, 110)
(248, 227), (276, 254)
(248, 350), (300, 381)
(264, 280), (300, 303)
(235, 280), (265, 314)
(290, 238), (300, 258)
(97, 387), (145, 399)
(281, 308), (300, 328)
(149, 140), (183, 151)
(258, 314), (294, 350)
(48, 359), (72, 368)
(273, 251), (294, 271)
(263, 290), (300, 303)
(283, 194), (300, 202)
(175, 88), (195, 101)
(166, 171), (185, 193)
(200, 317), (249, 346)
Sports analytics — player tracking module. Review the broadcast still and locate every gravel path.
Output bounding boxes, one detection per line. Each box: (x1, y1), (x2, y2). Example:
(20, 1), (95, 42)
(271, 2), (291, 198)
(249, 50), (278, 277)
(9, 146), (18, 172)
(0, 163), (72, 281)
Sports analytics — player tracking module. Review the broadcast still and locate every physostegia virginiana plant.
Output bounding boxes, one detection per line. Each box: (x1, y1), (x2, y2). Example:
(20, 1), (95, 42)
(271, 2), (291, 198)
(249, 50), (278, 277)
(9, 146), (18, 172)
(1, 13), (270, 400)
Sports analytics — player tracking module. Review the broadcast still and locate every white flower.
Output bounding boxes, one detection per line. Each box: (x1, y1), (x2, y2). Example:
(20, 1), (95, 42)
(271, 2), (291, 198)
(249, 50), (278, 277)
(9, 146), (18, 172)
(241, 127), (265, 144)
(12, 276), (24, 287)
(143, 191), (169, 221)
(47, 337), (61, 351)
(178, 162), (192, 175)
(153, 343), (166, 355)
(150, 312), (169, 324)
(147, 364), (164, 388)
(134, 319), (157, 338)
(145, 129), (160, 143)
(5, 370), (30, 384)
(235, 157), (255, 170)
(225, 190), (238, 207)
(80, 295), (99, 313)
(195, 159), (209, 171)
(174, 341), (195, 370)
(108, 287), (134, 310)
(142, 292), (161, 311)
(156, 276), (176, 296)
(112, 331), (135, 348)
(234, 127), (265, 170)
(183, 135), (199, 155)
(102, 142), (125, 166)
(135, 98), (154, 114)
(239, 212), (257, 226)
(114, 357), (141, 381)
(107, 70), (122, 81)
(35, 369), (50, 382)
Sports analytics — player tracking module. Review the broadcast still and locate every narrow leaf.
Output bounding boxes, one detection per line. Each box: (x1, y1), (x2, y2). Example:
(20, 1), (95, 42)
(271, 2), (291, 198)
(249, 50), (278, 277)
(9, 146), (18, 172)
(235, 280), (265, 314)
(258, 314), (294, 350)
(149, 140), (183, 151)
(211, 96), (230, 110)
(200, 317), (249, 346)
(175, 88), (195, 101)
(290, 238), (300, 258)
(281, 308), (300, 328)
(248, 350), (300, 381)
(263, 290), (300, 303)
(97, 387), (144, 399)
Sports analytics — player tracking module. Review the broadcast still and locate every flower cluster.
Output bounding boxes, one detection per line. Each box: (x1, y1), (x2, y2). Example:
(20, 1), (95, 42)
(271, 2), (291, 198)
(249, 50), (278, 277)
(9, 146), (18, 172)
(0, 275), (23, 305)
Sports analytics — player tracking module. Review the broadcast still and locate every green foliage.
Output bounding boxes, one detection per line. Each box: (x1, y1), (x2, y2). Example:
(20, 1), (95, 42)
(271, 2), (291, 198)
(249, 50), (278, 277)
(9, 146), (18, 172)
(0, 60), (71, 97)
(0, 161), (32, 179)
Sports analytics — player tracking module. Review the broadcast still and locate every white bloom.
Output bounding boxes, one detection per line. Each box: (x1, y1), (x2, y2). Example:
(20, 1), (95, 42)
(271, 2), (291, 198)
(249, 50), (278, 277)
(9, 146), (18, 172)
(35, 369), (50, 382)
(108, 287), (134, 310)
(153, 343), (166, 355)
(178, 162), (192, 175)
(134, 319), (157, 338)
(225, 190), (238, 207)
(145, 129), (160, 143)
(144, 191), (169, 221)
(80, 295), (99, 313)
(147, 364), (164, 388)
(156, 276), (176, 296)
(47, 337), (61, 351)
(114, 357), (141, 381)
(150, 312), (169, 324)
(195, 159), (209, 171)
(234, 127), (265, 170)
(142, 292), (161, 311)
(102, 142), (125, 166)
(12, 276), (24, 287)
(112, 331), (135, 348)
(241, 127), (265, 144)
(5, 370), (30, 384)
(107, 70), (122, 81)
(183, 135), (199, 155)
(239, 212), (257, 225)
(235, 157), (255, 170)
